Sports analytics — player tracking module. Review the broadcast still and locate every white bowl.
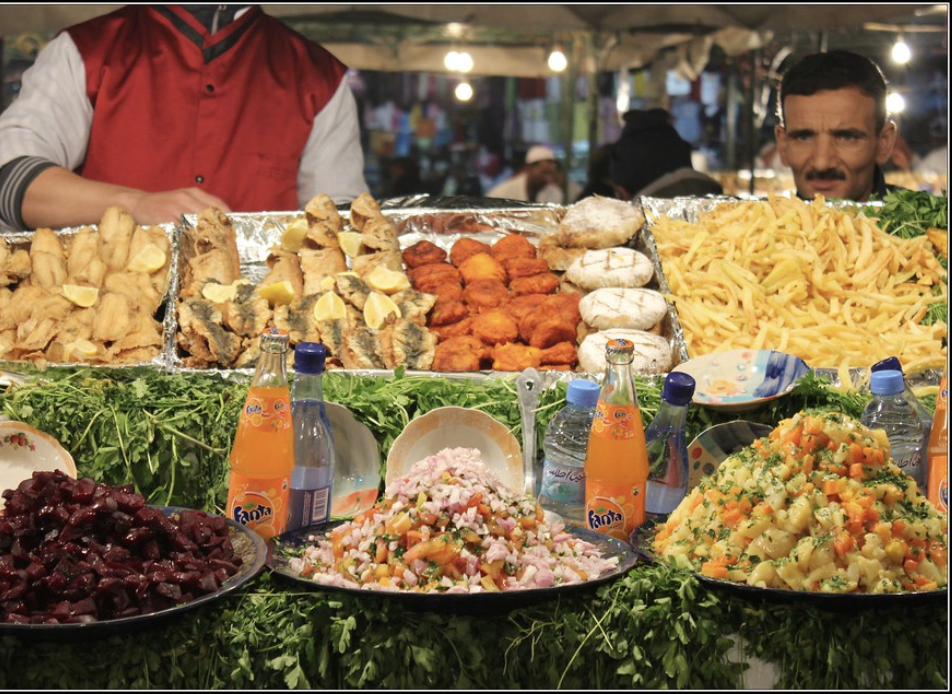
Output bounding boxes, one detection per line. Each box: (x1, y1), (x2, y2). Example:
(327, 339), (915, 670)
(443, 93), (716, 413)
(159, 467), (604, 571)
(0, 422), (76, 508)
(385, 407), (523, 492)
(325, 402), (381, 518)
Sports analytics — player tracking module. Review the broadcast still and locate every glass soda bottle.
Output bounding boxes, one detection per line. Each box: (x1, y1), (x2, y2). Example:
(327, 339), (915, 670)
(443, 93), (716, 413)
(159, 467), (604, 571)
(644, 372), (696, 516)
(226, 328), (294, 541)
(287, 342), (336, 532)
(584, 339), (650, 541)
(927, 369), (948, 513)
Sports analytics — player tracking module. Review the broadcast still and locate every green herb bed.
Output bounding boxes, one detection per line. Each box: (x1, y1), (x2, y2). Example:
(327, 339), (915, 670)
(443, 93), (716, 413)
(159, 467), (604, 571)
(0, 369), (947, 689)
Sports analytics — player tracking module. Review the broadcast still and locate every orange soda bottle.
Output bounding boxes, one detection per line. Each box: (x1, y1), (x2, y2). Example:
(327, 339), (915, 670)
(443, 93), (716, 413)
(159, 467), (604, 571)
(927, 369), (948, 513)
(226, 328), (294, 540)
(584, 339), (650, 541)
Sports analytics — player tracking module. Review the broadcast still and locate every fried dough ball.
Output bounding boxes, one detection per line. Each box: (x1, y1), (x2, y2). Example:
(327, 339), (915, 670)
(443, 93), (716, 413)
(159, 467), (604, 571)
(430, 316), (474, 342)
(426, 282), (464, 303)
(540, 341), (578, 366)
(510, 272), (560, 296)
(433, 336), (487, 372)
(402, 240), (447, 269)
(458, 252), (507, 285)
(503, 293), (548, 323)
(502, 257), (550, 280)
(491, 342), (542, 372)
(428, 299), (469, 327)
(529, 319), (578, 349)
(408, 263), (462, 294)
(491, 233), (536, 261)
(463, 279), (509, 312)
(450, 238), (493, 267)
(472, 309), (520, 346)
(542, 292), (582, 325)
(518, 311), (548, 344)
(540, 364), (574, 371)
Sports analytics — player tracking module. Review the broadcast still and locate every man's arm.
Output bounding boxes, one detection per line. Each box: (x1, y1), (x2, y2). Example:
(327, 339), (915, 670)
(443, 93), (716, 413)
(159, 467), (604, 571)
(297, 79), (368, 206)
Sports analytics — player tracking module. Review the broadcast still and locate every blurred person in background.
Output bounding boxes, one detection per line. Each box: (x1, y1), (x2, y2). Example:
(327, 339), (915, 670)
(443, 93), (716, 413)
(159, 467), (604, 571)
(382, 156), (423, 199)
(487, 145), (564, 203)
(576, 143), (616, 201)
(0, 4), (367, 232)
(609, 108), (723, 200)
(774, 49), (902, 202)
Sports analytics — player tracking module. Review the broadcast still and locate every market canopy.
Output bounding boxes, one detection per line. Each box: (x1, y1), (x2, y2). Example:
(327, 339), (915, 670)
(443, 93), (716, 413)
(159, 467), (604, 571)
(0, 4), (938, 77)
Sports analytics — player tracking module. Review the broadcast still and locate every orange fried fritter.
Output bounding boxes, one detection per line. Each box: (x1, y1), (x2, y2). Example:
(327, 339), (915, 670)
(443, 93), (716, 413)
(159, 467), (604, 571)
(491, 342), (542, 372)
(458, 252), (507, 285)
(428, 299), (470, 327)
(402, 240), (447, 269)
(472, 309), (519, 346)
(430, 316), (474, 342)
(542, 292), (582, 325)
(518, 311), (548, 344)
(503, 294), (548, 323)
(427, 282), (464, 303)
(491, 234), (536, 261)
(539, 341), (579, 366)
(450, 237), (493, 267)
(503, 257), (550, 280)
(510, 272), (560, 296)
(528, 319), (577, 349)
(433, 336), (487, 372)
(408, 263), (462, 294)
(540, 364), (574, 371)
(463, 279), (509, 312)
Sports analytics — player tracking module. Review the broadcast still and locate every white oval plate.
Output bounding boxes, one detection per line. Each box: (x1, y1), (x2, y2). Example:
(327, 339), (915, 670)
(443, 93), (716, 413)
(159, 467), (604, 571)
(325, 402), (381, 518)
(386, 407), (523, 492)
(673, 349), (810, 412)
(0, 422), (77, 508)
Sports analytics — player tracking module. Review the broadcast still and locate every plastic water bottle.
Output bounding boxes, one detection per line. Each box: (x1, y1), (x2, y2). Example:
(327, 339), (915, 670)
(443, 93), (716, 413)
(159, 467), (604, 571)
(538, 380), (601, 525)
(286, 343), (336, 532)
(862, 370), (927, 490)
(871, 357), (932, 460)
(645, 372), (696, 516)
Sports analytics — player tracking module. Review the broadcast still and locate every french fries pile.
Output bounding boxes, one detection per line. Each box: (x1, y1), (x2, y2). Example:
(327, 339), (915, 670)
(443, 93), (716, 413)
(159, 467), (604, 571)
(651, 195), (947, 373)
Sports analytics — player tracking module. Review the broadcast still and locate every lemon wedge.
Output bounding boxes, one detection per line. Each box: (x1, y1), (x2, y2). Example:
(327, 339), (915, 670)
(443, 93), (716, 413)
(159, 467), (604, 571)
(127, 243), (167, 273)
(338, 231), (365, 258)
(313, 291), (347, 321)
(319, 276), (337, 292)
(366, 266), (410, 294)
(279, 218), (310, 253)
(62, 284), (99, 308)
(64, 339), (98, 361)
(363, 292), (402, 329)
(202, 282), (237, 303)
(258, 280), (295, 306)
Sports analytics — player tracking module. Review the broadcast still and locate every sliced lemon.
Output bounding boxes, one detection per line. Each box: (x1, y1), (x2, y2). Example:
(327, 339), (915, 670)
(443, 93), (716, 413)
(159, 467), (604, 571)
(62, 284), (99, 308)
(319, 276), (337, 292)
(258, 280), (295, 306)
(201, 281), (239, 304)
(366, 266), (411, 294)
(127, 243), (167, 273)
(313, 291), (347, 321)
(338, 231), (365, 258)
(279, 218), (310, 253)
(363, 291), (402, 329)
(64, 339), (98, 361)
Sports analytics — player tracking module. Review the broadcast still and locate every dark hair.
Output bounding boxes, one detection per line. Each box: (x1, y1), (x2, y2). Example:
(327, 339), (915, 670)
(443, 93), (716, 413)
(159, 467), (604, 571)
(778, 50), (888, 133)
(609, 109), (693, 196)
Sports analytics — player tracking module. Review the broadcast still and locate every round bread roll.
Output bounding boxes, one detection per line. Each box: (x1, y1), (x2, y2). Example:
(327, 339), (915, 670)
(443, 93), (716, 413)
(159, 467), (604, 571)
(565, 248), (654, 290)
(557, 196), (644, 249)
(578, 329), (672, 375)
(579, 288), (667, 331)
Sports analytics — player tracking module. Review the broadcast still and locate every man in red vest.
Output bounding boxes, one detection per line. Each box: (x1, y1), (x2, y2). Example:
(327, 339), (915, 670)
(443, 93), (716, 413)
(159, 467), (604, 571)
(0, 5), (368, 231)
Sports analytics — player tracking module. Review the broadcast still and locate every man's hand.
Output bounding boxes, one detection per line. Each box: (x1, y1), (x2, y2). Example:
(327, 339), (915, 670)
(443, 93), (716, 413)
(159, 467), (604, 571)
(117, 187), (232, 225)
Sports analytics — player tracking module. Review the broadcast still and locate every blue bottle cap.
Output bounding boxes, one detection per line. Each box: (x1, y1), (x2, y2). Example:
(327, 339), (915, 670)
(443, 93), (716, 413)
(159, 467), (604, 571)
(871, 356), (904, 375)
(294, 342), (327, 374)
(566, 380), (600, 408)
(870, 370), (904, 396)
(662, 372), (696, 406)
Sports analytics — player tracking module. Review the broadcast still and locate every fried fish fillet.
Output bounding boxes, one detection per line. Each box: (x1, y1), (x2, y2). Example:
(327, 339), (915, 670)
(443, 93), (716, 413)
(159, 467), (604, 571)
(180, 207), (242, 296)
(273, 294), (323, 344)
(0, 238), (31, 287)
(391, 289), (437, 326)
(263, 249), (305, 299)
(305, 193), (343, 231)
(335, 273), (373, 310)
(98, 206), (136, 272)
(361, 216), (400, 252)
(341, 327), (386, 370)
(29, 229), (67, 288)
(379, 319), (437, 370)
(301, 247), (347, 295)
(92, 292), (134, 343)
(177, 298), (243, 367)
(304, 222), (341, 249)
(352, 250), (403, 279)
(222, 285), (273, 338)
(349, 192), (383, 231)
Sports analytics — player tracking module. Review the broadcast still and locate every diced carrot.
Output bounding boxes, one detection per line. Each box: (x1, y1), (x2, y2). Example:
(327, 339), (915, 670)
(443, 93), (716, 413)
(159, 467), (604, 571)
(823, 478), (847, 496)
(826, 439), (840, 452)
(833, 531), (854, 557)
(904, 558), (920, 573)
(891, 520), (907, 538)
(928, 540), (947, 566)
(406, 529), (425, 548)
(849, 463), (864, 479)
(800, 435), (818, 454)
(918, 581), (939, 591)
(701, 562), (730, 579)
(752, 439), (763, 450)
(792, 482), (815, 498)
(721, 509), (746, 528)
(418, 512), (438, 526)
(781, 426), (802, 448)
(375, 540), (388, 563)
(801, 454), (815, 474)
(848, 443), (864, 465)
(466, 492), (483, 508)
(477, 503), (492, 518)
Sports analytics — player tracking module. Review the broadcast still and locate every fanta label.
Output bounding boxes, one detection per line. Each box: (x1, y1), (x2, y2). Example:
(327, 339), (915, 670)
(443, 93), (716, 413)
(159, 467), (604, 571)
(585, 482), (645, 541)
(227, 473), (290, 540)
(591, 402), (639, 440)
(240, 396), (292, 433)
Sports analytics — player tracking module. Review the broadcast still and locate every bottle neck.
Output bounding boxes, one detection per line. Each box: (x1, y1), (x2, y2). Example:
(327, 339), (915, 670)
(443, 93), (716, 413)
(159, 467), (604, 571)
(651, 401), (689, 429)
(252, 349), (289, 389)
(602, 358), (639, 408)
(292, 371), (326, 401)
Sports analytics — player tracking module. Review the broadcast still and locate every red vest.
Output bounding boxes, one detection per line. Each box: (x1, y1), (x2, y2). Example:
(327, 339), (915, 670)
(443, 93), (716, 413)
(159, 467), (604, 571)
(67, 5), (347, 211)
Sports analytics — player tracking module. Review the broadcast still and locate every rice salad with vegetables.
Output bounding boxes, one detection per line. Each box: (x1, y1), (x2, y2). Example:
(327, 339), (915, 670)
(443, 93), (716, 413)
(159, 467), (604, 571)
(288, 447), (619, 593)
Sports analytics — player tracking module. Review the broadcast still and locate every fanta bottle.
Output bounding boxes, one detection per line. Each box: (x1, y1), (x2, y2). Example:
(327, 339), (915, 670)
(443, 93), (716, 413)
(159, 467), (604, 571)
(584, 339), (650, 541)
(927, 368), (948, 514)
(226, 328), (294, 541)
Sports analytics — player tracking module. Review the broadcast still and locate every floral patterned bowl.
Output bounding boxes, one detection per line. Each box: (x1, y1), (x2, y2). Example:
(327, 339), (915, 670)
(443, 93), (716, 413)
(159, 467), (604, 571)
(0, 422), (76, 508)
(672, 349), (810, 412)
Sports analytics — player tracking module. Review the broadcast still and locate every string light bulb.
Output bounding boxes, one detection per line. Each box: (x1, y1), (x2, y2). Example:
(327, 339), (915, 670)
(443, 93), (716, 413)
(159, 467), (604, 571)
(444, 50), (460, 71)
(455, 81), (474, 102)
(886, 91), (906, 114)
(456, 51), (474, 73)
(548, 47), (567, 72)
(891, 36), (912, 64)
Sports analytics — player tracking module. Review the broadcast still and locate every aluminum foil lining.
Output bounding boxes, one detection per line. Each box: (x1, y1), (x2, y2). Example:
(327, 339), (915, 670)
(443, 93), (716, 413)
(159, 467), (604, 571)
(639, 195), (942, 387)
(0, 222), (179, 374)
(175, 200), (688, 375)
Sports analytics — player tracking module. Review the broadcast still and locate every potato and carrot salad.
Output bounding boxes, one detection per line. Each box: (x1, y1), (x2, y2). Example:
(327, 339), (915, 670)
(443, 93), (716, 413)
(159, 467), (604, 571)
(654, 411), (948, 594)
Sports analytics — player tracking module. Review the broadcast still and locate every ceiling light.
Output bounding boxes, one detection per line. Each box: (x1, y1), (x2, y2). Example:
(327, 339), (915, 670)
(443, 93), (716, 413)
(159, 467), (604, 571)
(886, 91), (906, 114)
(455, 81), (473, 102)
(891, 37), (912, 64)
(456, 51), (474, 74)
(444, 50), (460, 72)
(547, 48), (567, 73)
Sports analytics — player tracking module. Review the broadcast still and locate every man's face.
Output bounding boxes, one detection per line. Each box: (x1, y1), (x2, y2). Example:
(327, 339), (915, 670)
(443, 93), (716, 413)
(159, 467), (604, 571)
(776, 87), (896, 202)
(526, 159), (556, 188)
